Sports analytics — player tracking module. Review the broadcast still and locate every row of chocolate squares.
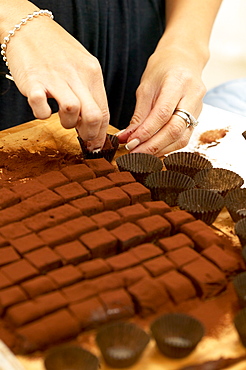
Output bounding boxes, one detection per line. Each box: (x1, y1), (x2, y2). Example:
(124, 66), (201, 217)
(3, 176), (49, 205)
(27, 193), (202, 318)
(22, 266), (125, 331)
(1, 227), (243, 317)
(0, 206), (238, 283)
(0, 246), (241, 355)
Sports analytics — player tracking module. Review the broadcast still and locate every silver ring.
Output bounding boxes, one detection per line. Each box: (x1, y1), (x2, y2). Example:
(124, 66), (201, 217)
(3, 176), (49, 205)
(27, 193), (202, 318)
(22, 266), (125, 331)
(173, 108), (198, 128)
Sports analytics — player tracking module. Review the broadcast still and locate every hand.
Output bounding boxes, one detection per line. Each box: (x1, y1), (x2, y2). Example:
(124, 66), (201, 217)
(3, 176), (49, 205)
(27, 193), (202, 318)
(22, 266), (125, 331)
(6, 15), (109, 150)
(117, 44), (206, 156)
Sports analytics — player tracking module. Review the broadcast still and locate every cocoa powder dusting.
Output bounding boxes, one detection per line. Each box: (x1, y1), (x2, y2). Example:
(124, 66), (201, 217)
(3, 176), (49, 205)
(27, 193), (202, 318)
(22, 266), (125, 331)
(0, 148), (83, 186)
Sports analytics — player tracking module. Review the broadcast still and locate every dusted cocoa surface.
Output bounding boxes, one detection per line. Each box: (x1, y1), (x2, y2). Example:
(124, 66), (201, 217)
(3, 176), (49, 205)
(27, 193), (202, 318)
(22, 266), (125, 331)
(0, 149), (244, 360)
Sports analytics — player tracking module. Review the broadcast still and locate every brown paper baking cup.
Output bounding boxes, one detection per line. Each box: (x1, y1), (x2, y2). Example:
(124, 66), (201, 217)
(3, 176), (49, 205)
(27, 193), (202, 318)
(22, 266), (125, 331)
(163, 151), (213, 178)
(150, 313), (204, 359)
(225, 188), (246, 222)
(235, 218), (246, 246)
(77, 134), (119, 163)
(234, 308), (246, 347)
(96, 321), (150, 368)
(144, 170), (195, 206)
(116, 153), (163, 184)
(233, 272), (246, 308)
(194, 168), (244, 197)
(44, 344), (99, 370)
(177, 188), (224, 225)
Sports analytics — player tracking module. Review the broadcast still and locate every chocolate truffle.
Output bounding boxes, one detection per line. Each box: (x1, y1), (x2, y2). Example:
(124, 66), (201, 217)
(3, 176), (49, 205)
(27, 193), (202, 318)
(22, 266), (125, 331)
(110, 222), (146, 252)
(55, 240), (90, 265)
(80, 228), (118, 258)
(36, 170), (69, 189)
(54, 182), (87, 201)
(81, 176), (114, 194)
(116, 203), (150, 223)
(106, 171), (136, 186)
(181, 258), (227, 299)
(157, 233), (194, 252)
(99, 288), (135, 320)
(143, 256), (175, 277)
(90, 210), (122, 230)
(127, 277), (169, 317)
(136, 215), (171, 241)
(120, 182), (151, 204)
(61, 164), (95, 182)
(157, 270), (197, 304)
(70, 195), (104, 216)
(95, 187), (131, 210)
(78, 258), (112, 279)
(84, 158), (115, 177)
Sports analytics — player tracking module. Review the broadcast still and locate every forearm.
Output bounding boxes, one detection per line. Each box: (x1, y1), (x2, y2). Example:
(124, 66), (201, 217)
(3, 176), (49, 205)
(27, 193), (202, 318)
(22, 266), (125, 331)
(0, 1), (39, 43)
(158, 0), (223, 69)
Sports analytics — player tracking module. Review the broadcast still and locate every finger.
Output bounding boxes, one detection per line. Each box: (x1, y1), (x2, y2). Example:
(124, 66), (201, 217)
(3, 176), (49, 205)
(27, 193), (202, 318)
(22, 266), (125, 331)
(129, 114), (192, 155)
(27, 85), (52, 119)
(125, 87), (181, 147)
(117, 83), (155, 143)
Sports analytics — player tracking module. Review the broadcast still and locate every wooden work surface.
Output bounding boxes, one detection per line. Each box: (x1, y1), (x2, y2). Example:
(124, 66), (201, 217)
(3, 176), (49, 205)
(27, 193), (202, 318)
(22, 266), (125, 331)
(0, 109), (246, 370)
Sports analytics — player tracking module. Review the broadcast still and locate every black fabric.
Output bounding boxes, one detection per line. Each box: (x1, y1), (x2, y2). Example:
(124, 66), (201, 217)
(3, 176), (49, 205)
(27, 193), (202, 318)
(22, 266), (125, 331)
(0, 0), (165, 130)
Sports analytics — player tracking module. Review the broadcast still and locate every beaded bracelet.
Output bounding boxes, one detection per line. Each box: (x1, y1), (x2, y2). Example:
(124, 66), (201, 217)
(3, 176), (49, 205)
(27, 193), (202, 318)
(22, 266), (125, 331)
(0, 9), (54, 81)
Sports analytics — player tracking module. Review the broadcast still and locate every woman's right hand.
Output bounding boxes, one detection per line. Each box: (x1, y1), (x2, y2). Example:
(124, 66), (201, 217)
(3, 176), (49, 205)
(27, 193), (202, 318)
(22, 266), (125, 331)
(1, 3), (109, 150)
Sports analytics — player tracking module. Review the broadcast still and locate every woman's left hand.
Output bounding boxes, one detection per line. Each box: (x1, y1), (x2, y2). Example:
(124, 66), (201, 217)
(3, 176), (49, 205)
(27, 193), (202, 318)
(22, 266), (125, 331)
(117, 44), (206, 156)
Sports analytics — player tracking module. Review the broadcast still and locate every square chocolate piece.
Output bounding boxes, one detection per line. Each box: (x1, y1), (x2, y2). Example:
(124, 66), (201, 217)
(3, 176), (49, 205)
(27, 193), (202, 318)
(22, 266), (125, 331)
(48, 265), (83, 288)
(0, 246), (20, 266)
(201, 245), (244, 276)
(157, 270), (197, 304)
(181, 257), (227, 299)
(120, 182), (151, 204)
(21, 275), (57, 298)
(95, 187), (130, 210)
(70, 195), (104, 216)
(10, 233), (45, 254)
(129, 243), (163, 262)
(69, 297), (107, 329)
(11, 179), (47, 199)
(54, 182), (87, 201)
(106, 251), (140, 271)
(116, 203), (150, 222)
(166, 247), (200, 268)
(78, 258), (112, 279)
(0, 188), (20, 209)
(110, 222), (147, 251)
(157, 233), (194, 252)
(80, 228), (118, 258)
(163, 210), (196, 234)
(55, 240), (90, 265)
(143, 255), (175, 277)
(90, 210), (122, 230)
(0, 221), (31, 240)
(106, 171), (136, 186)
(61, 164), (96, 181)
(36, 170), (69, 189)
(24, 246), (63, 273)
(84, 158), (115, 177)
(0, 285), (27, 309)
(99, 288), (135, 320)
(136, 215), (171, 241)
(1, 259), (39, 284)
(142, 200), (171, 215)
(81, 177), (114, 194)
(127, 277), (169, 317)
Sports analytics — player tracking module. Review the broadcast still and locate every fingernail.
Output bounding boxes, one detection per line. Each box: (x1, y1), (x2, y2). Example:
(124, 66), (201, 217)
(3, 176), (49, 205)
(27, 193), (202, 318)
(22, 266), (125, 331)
(115, 129), (126, 136)
(125, 138), (140, 151)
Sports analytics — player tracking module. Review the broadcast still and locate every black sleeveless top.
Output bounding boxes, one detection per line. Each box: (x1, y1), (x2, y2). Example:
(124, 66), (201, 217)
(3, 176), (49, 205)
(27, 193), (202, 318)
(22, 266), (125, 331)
(0, 0), (165, 130)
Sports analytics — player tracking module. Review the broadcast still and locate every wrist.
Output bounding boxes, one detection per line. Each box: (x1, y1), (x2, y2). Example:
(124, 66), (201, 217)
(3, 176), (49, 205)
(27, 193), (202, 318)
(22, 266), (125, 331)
(0, 1), (40, 43)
